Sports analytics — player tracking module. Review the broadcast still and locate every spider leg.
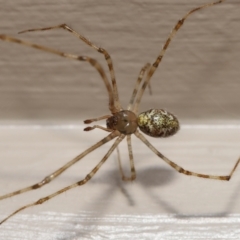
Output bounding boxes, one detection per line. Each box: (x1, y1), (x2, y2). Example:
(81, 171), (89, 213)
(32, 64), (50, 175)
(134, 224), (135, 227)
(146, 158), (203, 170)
(0, 131), (119, 201)
(135, 130), (240, 181)
(128, 63), (151, 111)
(134, 0), (225, 112)
(0, 134), (125, 225)
(117, 135), (136, 181)
(0, 35), (115, 113)
(18, 23), (121, 112)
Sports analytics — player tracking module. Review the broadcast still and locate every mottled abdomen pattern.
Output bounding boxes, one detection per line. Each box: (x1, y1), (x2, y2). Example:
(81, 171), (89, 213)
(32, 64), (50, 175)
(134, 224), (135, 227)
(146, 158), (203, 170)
(137, 109), (179, 137)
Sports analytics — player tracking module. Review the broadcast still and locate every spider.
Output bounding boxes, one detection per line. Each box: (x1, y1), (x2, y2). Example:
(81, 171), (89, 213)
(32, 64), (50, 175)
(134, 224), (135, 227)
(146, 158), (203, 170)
(0, 0), (239, 225)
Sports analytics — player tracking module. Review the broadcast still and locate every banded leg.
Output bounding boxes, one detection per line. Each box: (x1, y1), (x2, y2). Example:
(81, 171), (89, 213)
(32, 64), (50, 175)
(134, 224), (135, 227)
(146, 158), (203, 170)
(0, 134), (125, 225)
(18, 23), (121, 112)
(135, 130), (240, 181)
(0, 35), (115, 113)
(128, 62), (151, 111)
(134, 0), (225, 113)
(117, 135), (136, 181)
(0, 131), (119, 201)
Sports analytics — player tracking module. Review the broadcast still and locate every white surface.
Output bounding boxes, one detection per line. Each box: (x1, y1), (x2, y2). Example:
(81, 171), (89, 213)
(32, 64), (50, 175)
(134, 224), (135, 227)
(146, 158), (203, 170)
(0, 0), (240, 239)
(0, 126), (240, 239)
(1, 212), (240, 239)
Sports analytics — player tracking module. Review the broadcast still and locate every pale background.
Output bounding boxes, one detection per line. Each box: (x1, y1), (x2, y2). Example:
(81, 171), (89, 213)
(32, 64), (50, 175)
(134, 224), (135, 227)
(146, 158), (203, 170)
(0, 0), (240, 239)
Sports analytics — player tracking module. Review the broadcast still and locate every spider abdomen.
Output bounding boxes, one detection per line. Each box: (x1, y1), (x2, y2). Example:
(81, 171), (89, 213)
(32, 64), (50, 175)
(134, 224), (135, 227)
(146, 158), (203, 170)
(137, 109), (179, 137)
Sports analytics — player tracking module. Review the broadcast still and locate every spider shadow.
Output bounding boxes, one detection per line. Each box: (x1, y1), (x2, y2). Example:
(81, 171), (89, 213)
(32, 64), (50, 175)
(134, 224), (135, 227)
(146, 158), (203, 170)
(175, 178), (240, 220)
(57, 165), (177, 240)
(57, 163), (240, 240)
(89, 165), (176, 209)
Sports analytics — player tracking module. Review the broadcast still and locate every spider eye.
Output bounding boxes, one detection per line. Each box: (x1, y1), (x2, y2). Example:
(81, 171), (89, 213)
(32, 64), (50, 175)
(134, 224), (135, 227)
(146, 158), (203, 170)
(137, 109), (180, 138)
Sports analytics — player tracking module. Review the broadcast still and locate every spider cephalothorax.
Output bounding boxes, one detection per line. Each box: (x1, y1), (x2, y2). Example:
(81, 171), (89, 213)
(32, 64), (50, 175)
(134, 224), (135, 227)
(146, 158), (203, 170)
(106, 110), (138, 135)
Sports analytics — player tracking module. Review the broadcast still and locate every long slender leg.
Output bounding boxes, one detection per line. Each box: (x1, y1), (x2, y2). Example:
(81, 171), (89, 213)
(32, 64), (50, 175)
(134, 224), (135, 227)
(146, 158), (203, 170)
(0, 131), (119, 201)
(133, 0), (225, 113)
(126, 135), (136, 180)
(0, 35), (116, 113)
(0, 134), (125, 225)
(117, 135), (136, 181)
(135, 130), (239, 180)
(128, 63), (151, 111)
(18, 24), (121, 112)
